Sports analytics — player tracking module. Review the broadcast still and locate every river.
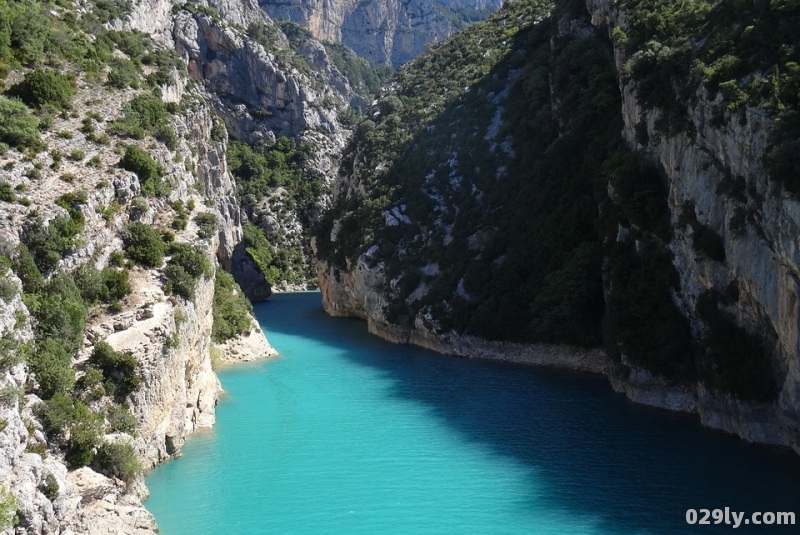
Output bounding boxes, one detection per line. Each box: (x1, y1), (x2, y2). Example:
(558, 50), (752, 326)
(145, 292), (800, 534)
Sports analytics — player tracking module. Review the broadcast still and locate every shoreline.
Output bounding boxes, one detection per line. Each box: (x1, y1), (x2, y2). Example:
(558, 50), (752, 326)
(324, 301), (800, 457)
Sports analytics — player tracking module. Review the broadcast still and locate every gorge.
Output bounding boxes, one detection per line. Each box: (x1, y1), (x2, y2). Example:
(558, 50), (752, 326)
(0, 0), (798, 533)
(146, 292), (800, 535)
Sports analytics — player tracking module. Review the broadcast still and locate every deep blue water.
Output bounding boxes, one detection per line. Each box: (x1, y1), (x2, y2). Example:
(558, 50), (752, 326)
(145, 292), (800, 534)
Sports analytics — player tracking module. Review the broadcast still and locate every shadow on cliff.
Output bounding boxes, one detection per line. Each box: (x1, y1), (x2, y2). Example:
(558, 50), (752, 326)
(254, 293), (800, 535)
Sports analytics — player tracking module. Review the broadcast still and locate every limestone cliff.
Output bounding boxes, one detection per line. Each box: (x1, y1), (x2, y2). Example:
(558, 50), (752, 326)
(0, 36), (276, 533)
(258, 0), (503, 67)
(315, 0), (800, 455)
(585, 0), (800, 453)
(122, 0), (363, 290)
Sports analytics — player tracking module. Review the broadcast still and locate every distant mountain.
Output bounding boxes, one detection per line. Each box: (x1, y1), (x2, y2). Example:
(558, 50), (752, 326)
(258, 0), (504, 66)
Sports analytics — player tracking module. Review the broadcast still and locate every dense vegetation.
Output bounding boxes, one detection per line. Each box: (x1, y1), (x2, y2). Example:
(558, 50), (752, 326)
(317, 0), (782, 400)
(0, 0), (239, 500)
(164, 242), (213, 300)
(227, 139), (323, 285)
(0, 231), (139, 473)
(323, 42), (392, 98)
(212, 270), (253, 343)
(617, 0), (800, 195)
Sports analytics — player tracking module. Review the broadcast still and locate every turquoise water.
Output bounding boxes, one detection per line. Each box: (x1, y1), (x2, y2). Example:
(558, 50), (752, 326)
(145, 292), (800, 534)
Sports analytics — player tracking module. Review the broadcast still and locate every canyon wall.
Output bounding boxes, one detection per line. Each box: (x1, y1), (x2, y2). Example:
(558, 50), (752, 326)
(315, 0), (800, 455)
(258, 0), (503, 66)
(0, 54), (275, 533)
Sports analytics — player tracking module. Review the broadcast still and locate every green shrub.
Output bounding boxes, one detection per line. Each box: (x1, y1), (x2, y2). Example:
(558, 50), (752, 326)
(164, 263), (195, 300)
(37, 107), (55, 131)
(0, 385), (24, 408)
(75, 365), (105, 400)
(212, 270), (253, 342)
(72, 264), (104, 302)
(40, 473), (59, 501)
(66, 414), (102, 467)
(172, 215), (188, 230)
(168, 243), (212, 278)
(324, 42), (391, 97)
(95, 441), (142, 483)
(194, 212), (218, 240)
(0, 97), (40, 148)
(33, 273), (88, 355)
(55, 191), (87, 228)
(27, 338), (75, 399)
(73, 264), (131, 304)
(11, 244), (43, 294)
(0, 271), (17, 302)
(0, 489), (17, 529)
(35, 392), (77, 436)
(89, 341), (141, 397)
(93, 0), (134, 24)
(242, 222), (280, 284)
(119, 145), (167, 196)
(106, 57), (140, 89)
(35, 392), (102, 467)
(21, 215), (82, 274)
(109, 93), (175, 148)
(106, 404), (137, 434)
(119, 145), (157, 180)
(154, 122), (178, 150)
(109, 250), (125, 267)
(211, 116), (226, 142)
(69, 149), (85, 161)
(102, 268), (131, 301)
(164, 242), (212, 300)
(9, 70), (75, 109)
(0, 336), (29, 371)
(0, 182), (15, 203)
(123, 222), (165, 267)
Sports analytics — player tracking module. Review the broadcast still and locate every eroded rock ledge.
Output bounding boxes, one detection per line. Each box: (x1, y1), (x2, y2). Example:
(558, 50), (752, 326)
(318, 257), (800, 456)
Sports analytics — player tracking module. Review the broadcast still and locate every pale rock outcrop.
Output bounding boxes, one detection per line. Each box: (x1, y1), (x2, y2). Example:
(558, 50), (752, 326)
(317, 258), (608, 374)
(105, 270), (222, 470)
(168, 4), (356, 290)
(215, 318), (279, 364)
(58, 468), (157, 535)
(170, 9), (351, 153)
(259, 0), (504, 66)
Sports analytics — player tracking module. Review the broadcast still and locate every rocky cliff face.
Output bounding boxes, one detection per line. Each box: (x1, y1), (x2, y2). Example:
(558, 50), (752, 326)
(317, 258), (608, 372)
(316, 0), (800, 455)
(258, 0), (503, 66)
(0, 43), (276, 532)
(125, 0), (363, 291)
(585, 0), (800, 454)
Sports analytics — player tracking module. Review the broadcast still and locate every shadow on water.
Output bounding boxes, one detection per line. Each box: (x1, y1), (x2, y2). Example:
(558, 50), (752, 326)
(253, 293), (800, 535)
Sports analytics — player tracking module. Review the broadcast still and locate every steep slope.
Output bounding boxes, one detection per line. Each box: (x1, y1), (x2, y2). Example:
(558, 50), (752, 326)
(0, 1), (275, 532)
(316, 0), (800, 454)
(113, 0), (367, 290)
(258, 0), (504, 67)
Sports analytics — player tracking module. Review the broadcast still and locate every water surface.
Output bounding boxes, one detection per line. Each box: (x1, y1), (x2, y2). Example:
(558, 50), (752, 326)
(145, 292), (800, 534)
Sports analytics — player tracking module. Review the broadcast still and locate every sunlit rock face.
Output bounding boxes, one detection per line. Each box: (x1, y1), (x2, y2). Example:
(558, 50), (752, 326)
(257, 0), (504, 66)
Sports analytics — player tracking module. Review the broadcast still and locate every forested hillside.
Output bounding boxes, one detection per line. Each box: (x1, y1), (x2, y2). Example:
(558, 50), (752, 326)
(316, 0), (800, 452)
